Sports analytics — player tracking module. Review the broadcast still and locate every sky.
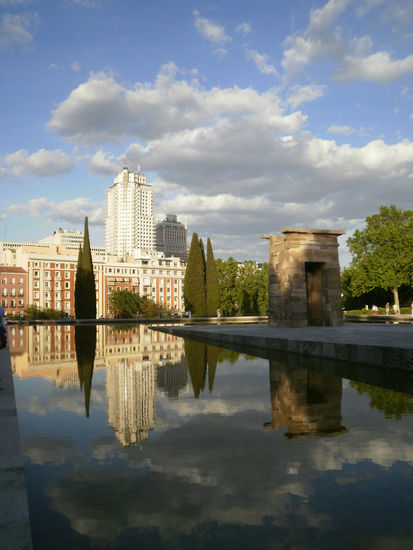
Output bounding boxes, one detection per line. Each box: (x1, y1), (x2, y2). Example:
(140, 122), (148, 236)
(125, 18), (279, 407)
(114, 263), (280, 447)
(1, 0), (413, 264)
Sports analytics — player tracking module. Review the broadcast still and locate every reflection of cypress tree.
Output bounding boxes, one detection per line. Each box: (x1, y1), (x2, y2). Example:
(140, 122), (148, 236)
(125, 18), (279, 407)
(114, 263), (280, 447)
(75, 325), (96, 417)
(206, 344), (219, 393)
(350, 381), (413, 420)
(184, 339), (207, 398)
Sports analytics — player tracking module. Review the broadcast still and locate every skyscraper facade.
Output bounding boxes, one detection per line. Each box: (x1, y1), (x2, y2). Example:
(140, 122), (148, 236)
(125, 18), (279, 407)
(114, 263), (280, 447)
(105, 167), (155, 257)
(156, 214), (188, 261)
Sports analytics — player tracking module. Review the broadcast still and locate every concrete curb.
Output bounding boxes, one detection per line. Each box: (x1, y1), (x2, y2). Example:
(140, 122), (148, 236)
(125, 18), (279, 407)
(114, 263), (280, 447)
(0, 345), (33, 550)
(150, 323), (413, 371)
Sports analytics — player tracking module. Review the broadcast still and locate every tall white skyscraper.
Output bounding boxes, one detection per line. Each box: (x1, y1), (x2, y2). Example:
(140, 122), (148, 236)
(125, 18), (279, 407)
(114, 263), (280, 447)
(105, 166), (155, 257)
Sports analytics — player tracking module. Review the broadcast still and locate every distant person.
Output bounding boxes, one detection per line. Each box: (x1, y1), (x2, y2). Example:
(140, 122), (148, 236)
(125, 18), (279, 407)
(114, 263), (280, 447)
(216, 308), (221, 318)
(385, 302), (390, 315)
(188, 310), (192, 318)
(372, 305), (378, 316)
(393, 303), (399, 314)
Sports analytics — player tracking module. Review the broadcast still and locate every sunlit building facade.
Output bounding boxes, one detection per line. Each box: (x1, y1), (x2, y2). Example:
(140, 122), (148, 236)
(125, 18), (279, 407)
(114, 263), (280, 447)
(105, 166), (155, 258)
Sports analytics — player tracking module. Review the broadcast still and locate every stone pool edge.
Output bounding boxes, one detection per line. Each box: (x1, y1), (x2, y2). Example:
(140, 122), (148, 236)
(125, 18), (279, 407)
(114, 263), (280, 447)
(150, 323), (413, 370)
(0, 346), (33, 550)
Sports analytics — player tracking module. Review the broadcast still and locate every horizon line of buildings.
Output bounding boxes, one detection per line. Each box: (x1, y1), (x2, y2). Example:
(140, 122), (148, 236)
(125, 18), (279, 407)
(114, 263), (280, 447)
(0, 167), (189, 317)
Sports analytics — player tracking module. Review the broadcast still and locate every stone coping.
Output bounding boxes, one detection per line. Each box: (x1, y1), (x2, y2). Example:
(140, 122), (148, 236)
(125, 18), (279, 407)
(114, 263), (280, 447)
(0, 346), (33, 550)
(150, 322), (413, 371)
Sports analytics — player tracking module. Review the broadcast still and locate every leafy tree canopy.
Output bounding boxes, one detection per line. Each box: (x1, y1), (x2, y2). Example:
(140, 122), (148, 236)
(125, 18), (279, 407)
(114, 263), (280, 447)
(347, 205), (413, 306)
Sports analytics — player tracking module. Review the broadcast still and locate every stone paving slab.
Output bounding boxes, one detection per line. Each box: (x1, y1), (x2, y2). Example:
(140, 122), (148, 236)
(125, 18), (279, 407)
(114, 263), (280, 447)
(0, 345), (33, 550)
(151, 322), (413, 370)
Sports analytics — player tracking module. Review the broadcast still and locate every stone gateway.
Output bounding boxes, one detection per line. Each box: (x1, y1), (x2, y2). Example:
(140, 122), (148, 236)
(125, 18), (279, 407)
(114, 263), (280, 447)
(261, 228), (345, 328)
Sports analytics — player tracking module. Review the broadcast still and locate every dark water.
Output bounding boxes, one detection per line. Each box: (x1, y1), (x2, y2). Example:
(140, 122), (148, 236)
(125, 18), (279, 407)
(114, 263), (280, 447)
(9, 324), (413, 550)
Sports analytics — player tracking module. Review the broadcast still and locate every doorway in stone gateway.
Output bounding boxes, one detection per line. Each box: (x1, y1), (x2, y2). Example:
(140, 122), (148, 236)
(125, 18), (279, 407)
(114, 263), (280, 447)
(305, 262), (324, 326)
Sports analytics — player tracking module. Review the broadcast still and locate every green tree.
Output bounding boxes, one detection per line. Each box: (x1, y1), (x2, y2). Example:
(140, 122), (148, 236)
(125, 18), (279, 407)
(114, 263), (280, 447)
(183, 233), (207, 316)
(75, 217), (96, 319)
(347, 205), (413, 309)
(215, 257), (239, 316)
(109, 290), (141, 318)
(206, 238), (220, 316)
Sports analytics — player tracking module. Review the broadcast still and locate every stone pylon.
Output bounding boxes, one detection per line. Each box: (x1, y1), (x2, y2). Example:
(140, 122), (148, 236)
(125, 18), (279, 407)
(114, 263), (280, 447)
(261, 228), (345, 327)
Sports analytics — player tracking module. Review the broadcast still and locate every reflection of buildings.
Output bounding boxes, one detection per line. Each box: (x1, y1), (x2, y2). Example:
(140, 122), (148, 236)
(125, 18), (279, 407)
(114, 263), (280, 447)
(10, 325), (187, 445)
(265, 361), (347, 439)
(107, 359), (156, 446)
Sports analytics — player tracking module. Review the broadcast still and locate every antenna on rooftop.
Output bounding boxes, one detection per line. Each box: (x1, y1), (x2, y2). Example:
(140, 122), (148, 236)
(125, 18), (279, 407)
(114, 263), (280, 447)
(138, 164), (141, 173)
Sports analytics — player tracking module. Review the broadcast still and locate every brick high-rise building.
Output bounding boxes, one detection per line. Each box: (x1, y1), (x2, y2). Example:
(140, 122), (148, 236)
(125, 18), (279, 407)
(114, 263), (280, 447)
(105, 166), (155, 258)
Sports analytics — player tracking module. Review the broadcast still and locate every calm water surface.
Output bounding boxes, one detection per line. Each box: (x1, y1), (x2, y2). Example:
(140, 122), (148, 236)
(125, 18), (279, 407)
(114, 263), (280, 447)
(9, 324), (413, 550)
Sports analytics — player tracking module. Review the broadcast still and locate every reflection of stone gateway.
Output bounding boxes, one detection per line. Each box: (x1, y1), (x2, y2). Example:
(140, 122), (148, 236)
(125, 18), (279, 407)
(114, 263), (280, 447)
(262, 228), (345, 327)
(265, 361), (348, 439)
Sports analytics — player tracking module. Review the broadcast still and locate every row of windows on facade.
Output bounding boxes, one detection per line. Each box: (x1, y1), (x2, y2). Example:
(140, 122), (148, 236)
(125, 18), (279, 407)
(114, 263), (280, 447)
(2, 288), (24, 296)
(2, 299), (24, 307)
(1, 277), (25, 284)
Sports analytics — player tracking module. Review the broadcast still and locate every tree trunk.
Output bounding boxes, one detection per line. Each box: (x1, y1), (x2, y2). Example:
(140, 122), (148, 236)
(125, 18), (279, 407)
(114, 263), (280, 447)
(392, 288), (399, 313)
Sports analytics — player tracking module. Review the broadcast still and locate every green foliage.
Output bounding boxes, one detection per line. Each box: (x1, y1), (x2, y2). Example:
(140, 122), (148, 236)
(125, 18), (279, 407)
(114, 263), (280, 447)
(75, 325), (96, 418)
(75, 217), (96, 319)
(215, 257), (239, 315)
(108, 290), (173, 318)
(24, 304), (62, 320)
(109, 290), (141, 318)
(350, 381), (413, 420)
(215, 258), (268, 316)
(206, 238), (220, 316)
(347, 205), (413, 306)
(183, 233), (207, 316)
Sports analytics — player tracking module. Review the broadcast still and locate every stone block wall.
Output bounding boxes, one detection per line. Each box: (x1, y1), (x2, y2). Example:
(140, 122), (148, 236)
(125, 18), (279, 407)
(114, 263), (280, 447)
(261, 228), (345, 327)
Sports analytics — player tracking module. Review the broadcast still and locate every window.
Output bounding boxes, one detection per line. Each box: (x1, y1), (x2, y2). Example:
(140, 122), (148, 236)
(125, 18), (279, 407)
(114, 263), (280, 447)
(18, 299), (23, 307)
(65, 282), (70, 289)
(18, 288), (23, 296)
(65, 292), (70, 299)
(65, 272), (70, 279)
(34, 271), (39, 277)
(11, 289), (16, 297)
(2, 289), (6, 296)
(18, 278), (23, 284)
(11, 277), (15, 284)
(1, 277), (6, 284)
(10, 299), (15, 308)
(1, 299), (6, 307)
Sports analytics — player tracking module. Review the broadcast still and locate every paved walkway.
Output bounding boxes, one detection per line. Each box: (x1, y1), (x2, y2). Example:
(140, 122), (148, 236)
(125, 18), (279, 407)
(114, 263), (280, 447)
(152, 322), (413, 370)
(0, 346), (33, 550)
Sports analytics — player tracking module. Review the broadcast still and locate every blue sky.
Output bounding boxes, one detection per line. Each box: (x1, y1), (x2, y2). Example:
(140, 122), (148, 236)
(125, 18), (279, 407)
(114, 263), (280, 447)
(1, 0), (413, 263)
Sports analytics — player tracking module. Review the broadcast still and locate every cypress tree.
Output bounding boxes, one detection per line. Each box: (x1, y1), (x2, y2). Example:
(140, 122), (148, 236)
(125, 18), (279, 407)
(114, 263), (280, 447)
(75, 217), (96, 319)
(183, 233), (207, 316)
(75, 244), (83, 318)
(206, 238), (220, 316)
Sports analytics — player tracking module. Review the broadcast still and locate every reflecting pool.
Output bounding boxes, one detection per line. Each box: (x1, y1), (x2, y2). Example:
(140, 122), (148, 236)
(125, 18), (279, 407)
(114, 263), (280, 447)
(9, 324), (413, 549)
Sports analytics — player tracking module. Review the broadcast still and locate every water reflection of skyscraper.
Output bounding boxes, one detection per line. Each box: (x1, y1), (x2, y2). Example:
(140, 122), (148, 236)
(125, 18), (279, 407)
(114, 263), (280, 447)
(264, 361), (348, 439)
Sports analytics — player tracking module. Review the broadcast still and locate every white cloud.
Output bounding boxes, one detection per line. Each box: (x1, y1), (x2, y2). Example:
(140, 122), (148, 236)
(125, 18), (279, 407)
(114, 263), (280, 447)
(287, 84), (326, 107)
(71, 60), (81, 72)
(6, 149), (74, 177)
(193, 10), (231, 45)
(336, 51), (413, 83)
(0, 0), (31, 5)
(327, 125), (356, 135)
(5, 148), (74, 176)
(236, 22), (251, 35)
(89, 149), (118, 175)
(282, 0), (349, 74)
(282, 0), (413, 83)
(8, 197), (104, 225)
(245, 49), (278, 76)
(48, 62), (58, 70)
(0, 13), (37, 50)
(48, 65), (304, 145)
